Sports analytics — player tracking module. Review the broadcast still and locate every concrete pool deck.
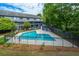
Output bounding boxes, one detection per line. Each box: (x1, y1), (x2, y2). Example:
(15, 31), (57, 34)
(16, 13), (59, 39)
(7, 29), (77, 47)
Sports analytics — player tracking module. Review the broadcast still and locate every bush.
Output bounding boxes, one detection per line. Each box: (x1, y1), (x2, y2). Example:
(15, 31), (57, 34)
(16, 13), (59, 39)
(0, 17), (16, 30)
(0, 36), (7, 44)
(3, 43), (11, 47)
(24, 21), (31, 30)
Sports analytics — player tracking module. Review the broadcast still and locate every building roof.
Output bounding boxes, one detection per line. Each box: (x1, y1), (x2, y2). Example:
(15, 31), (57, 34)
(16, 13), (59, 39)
(0, 10), (40, 19)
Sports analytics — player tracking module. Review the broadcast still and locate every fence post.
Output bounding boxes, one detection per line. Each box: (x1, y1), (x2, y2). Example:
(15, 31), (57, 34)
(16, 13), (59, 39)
(35, 37), (36, 45)
(12, 36), (14, 44)
(62, 38), (64, 48)
(19, 36), (20, 44)
(15, 36), (17, 44)
(73, 37), (75, 48)
(27, 37), (28, 45)
(71, 34), (74, 48)
(53, 39), (54, 47)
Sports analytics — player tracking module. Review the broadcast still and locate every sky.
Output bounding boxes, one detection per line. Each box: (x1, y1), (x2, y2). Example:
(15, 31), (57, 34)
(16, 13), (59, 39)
(0, 3), (44, 15)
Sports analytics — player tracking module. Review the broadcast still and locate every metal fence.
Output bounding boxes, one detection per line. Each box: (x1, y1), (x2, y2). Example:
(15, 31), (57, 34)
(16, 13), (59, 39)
(48, 26), (79, 47)
(6, 36), (78, 48)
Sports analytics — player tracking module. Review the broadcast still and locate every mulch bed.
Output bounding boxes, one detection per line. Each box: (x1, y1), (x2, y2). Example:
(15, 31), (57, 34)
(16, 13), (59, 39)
(0, 44), (79, 52)
(0, 30), (11, 34)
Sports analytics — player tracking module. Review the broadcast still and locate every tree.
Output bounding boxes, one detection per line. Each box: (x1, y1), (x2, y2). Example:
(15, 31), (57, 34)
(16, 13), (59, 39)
(24, 21), (31, 30)
(0, 17), (16, 31)
(42, 3), (79, 35)
(37, 13), (41, 17)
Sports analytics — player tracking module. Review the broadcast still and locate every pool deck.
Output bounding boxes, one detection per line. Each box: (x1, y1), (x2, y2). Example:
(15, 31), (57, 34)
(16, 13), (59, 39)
(7, 29), (77, 47)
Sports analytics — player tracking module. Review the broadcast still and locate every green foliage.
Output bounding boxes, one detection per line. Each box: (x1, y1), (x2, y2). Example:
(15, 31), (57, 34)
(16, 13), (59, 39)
(0, 17), (16, 30)
(24, 21), (31, 30)
(0, 37), (7, 44)
(37, 13), (41, 17)
(4, 43), (11, 47)
(42, 3), (79, 35)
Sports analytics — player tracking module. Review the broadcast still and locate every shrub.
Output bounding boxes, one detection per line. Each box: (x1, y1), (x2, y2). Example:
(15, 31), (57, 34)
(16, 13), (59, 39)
(0, 37), (7, 44)
(24, 21), (31, 30)
(0, 17), (16, 31)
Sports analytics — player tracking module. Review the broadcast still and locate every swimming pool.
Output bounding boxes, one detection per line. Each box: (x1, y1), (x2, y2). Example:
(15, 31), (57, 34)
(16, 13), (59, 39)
(19, 31), (55, 41)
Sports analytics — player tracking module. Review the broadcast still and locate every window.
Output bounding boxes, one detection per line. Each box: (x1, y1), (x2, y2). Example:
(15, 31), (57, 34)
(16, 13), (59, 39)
(27, 17), (29, 20)
(19, 17), (23, 19)
(34, 18), (36, 20)
(36, 19), (40, 21)
(29, 18), (34, 20)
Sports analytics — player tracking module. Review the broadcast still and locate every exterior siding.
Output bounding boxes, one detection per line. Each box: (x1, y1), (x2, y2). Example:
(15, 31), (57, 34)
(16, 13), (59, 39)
(0, 10), (43, 30)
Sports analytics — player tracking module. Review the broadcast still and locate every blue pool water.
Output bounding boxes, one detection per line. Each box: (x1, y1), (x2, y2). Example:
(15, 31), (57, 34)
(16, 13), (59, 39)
(19, 31), (55, 41)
